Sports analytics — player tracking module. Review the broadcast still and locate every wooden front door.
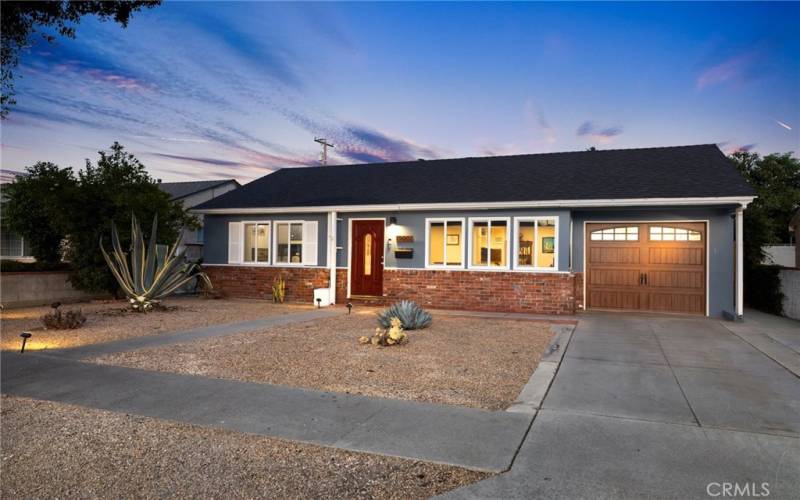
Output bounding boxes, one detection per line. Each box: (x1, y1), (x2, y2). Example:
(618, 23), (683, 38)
(586, 222), (706, 314)
(351, 220), (384, 296)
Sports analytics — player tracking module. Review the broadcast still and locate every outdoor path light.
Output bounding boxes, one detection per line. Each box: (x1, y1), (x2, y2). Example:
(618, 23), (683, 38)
(347, 302), (353, 314)
(316, 298), (322, 308)
(20, 332), (32, 353)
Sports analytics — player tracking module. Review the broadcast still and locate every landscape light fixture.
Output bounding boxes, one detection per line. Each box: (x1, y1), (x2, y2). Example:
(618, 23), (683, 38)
(346, 302), (353, 314)
(316, 298), (322, 308)
(20, 332), (32, 353)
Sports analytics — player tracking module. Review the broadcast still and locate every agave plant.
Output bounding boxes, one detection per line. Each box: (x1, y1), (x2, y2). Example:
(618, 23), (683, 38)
(377, 300), (432, 330)
(100, 214), (212, 312)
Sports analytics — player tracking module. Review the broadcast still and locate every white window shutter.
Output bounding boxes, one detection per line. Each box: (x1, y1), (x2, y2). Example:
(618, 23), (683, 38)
(228, 222), (242, 264)
(302, 221), (318, 266)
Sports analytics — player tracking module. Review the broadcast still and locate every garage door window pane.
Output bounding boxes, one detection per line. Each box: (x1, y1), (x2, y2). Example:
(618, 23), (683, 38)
(590, 226), (638, 241)
(650, 226), (701, 242)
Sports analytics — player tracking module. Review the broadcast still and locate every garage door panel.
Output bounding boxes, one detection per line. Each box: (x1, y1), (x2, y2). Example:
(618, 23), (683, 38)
(649, 247), (704, 265)
(648, 293), (705, 314)
(589, 247), (640, 264)
(647, 270), (704, 289)
(589, 291), (641, 310)
(590, 269), (641, 286)
(586, 222), (706, 315)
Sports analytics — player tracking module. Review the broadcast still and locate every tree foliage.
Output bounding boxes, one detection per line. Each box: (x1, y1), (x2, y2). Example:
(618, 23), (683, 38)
(4, 143), (197, 294)
(1, 0), (161, 118)
(729, 151), (800, 312)
(2, 161), (77, 262)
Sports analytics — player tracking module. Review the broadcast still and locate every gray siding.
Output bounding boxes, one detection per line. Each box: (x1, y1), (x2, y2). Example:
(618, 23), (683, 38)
(335, 210), (570, 270)
(571, 207), (737, 317)
(203, 213), (328, 266)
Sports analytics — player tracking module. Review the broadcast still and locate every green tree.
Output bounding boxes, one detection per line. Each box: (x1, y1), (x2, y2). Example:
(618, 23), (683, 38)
(3, 161), (77, 262)
(66, 143), (197, 294)
(4, 143), (196, 295)
(1, 0), (161, 118)
(729, 151), (800, 313)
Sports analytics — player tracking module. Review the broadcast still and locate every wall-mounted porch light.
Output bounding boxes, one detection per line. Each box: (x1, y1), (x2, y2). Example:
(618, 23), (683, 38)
(389, 216), (398, 226)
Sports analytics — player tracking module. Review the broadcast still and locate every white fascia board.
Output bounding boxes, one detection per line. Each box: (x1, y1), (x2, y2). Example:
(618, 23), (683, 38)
(192, 196), (756, 215)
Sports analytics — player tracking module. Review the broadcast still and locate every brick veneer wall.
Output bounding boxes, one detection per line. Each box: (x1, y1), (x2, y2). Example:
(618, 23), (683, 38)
(207, 266), (579, 314)
(205, 266), (330, 302)
(382, 269), (578, 314)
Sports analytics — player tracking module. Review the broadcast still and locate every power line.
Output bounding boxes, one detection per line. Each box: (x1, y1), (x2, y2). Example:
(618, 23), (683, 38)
(314, 137), (334, 165)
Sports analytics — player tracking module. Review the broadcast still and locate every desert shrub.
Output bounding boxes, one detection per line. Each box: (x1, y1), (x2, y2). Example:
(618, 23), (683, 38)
(272, 275), (286, 303)
(41, 305), (86, 329)
(377, 300), (432, 330)
(359, 317), (407, 347)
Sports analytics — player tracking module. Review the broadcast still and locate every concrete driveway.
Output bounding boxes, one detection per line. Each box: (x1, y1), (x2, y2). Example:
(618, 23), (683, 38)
(445, 310), (800, 499)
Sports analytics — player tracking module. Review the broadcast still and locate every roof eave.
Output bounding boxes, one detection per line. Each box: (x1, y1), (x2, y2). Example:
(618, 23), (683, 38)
(192, 195), (757, 214)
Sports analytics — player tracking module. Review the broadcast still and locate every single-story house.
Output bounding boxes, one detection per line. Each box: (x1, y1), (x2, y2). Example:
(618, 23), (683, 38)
(158, 179), (240, 261)
(192, 144), (755, 318)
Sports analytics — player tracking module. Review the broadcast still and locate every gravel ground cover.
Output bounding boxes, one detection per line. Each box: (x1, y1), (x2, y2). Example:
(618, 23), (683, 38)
(95, 311), (554, 410)
(0, 395), (487, 499)
(0, 298), (311, 352)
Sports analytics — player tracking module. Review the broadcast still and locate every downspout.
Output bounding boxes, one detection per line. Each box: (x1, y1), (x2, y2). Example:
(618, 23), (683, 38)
(328, 211), (337, 304)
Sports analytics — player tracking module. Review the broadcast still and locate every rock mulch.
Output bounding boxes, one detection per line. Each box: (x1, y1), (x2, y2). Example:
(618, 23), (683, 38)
(1, 395), (487, 499)
(0, 298), (312, 352)
(94, 311), (554, 410)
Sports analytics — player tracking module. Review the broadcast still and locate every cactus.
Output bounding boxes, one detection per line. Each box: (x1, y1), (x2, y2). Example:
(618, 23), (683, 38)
(377, 300), (432, 330)
(272, 275), (286, 303)
(360, 317), (407, 347)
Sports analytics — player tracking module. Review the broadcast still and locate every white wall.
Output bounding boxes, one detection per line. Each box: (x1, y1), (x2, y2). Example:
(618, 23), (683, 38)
(763, 245), (796, 268)
(779, 269), (800, 320)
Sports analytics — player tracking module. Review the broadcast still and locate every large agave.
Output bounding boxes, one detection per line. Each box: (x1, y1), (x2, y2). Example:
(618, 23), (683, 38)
(377, 300), (432, 330)
(100, 214), (212, 312)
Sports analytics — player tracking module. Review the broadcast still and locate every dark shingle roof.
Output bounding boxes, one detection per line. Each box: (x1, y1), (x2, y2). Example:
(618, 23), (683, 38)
(158, 179), (239, 201)
(195, 145), (754, 210)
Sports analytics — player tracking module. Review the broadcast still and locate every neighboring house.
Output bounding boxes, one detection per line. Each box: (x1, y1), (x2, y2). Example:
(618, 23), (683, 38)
(158, 179), (240, 261)
(192, 144), (755, 318)
(0, 194), (34, 261)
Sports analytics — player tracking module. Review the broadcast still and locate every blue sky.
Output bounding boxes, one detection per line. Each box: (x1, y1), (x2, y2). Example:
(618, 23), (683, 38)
(1, 1), (798, 183)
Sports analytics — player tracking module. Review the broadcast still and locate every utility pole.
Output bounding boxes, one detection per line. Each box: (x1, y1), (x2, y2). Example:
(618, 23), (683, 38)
(314, 137), (334, 165)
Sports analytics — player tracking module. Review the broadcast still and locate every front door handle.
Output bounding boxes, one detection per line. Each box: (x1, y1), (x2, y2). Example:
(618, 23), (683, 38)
(643, 273), (648, 285)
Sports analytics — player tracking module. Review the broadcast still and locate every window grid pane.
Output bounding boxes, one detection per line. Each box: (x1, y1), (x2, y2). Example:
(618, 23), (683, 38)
(591, 226), (638, 241)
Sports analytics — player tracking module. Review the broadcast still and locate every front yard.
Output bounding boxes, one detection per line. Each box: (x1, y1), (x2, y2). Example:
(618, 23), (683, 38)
(93, 309), (555, 410)
(1, 395), (487, 499)
(0, 297), (312, 351)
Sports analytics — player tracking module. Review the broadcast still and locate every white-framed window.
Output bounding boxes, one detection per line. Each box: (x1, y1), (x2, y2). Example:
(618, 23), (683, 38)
(425, 218), (465, 268)
(468, 217), (510, 269)
(1, 230), (29, 258)
(243, 222), (271, 263)
(514, 217), (559, 270)
(227, 220), (318, 266)
(274, 221), (318, 266)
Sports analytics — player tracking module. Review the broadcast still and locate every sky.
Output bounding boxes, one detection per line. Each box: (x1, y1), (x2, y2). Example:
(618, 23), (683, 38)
(1, 1), (798, 184)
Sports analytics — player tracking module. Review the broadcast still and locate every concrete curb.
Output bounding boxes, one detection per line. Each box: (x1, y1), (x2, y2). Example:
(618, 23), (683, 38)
(507, 324), (575, 414)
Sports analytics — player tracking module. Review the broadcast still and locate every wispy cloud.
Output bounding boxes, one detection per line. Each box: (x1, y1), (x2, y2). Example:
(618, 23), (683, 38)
(335, 125), (444, 164)
(696, 51), (759, 90)
(148, 153), (241, 167)
(775, 120), (792, 131)
(719, 141), (757, 154)
(576, 121), (623, 144)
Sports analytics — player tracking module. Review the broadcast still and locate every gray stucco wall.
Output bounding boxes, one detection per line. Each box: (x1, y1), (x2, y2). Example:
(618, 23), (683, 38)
(571, 206), (737, 317)
(203, 213), (328, 265)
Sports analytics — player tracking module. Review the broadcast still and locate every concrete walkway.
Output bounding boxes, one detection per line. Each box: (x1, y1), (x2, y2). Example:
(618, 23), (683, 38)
(445, 310), (800, 499)
(1, 352), (531, 472)
(46, 309), (341, 360)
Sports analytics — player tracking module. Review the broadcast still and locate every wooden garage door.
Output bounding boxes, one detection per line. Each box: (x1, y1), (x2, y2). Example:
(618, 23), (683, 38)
(586, 222), (706, 314)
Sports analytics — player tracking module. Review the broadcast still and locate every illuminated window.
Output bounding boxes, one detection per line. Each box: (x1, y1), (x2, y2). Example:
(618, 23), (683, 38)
(364, 233), (372, 275)
(516, 218), (558, 269)
(243, 223), (270, 262)
(590, 226), (639, 241)
(426, 219), (464, 268)
(276, 222), (304, 263)
(649, 226), (702, 241)
(469, 218), (509, 268)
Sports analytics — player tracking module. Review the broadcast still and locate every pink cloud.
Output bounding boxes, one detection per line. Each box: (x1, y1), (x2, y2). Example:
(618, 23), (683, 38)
(696, 51), (757, 90)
